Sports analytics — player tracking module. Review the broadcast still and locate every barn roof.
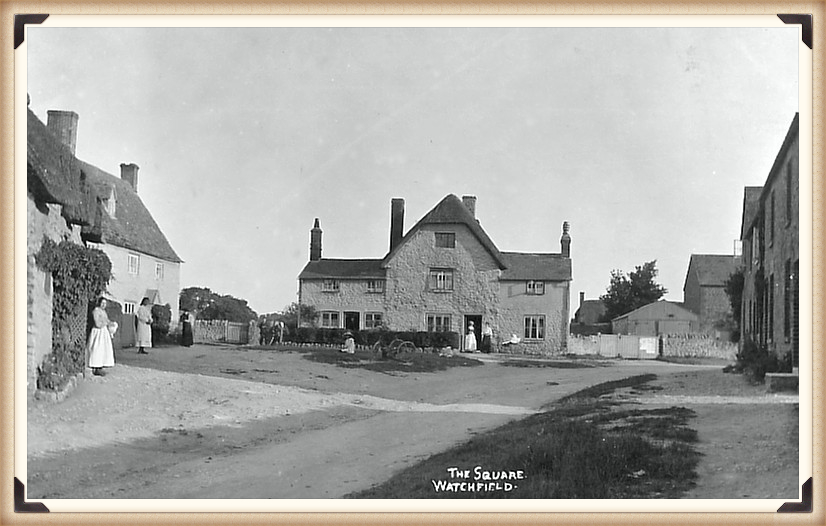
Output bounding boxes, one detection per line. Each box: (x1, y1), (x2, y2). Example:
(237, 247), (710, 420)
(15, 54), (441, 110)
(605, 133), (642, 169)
(612, 300), (698, 322)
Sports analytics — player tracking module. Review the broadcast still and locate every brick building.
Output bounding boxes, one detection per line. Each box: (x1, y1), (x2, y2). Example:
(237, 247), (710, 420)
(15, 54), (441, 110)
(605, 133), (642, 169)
(739, 113), (799, 367)
(682, 254), (739, 338)
(298, 194), (572, 354)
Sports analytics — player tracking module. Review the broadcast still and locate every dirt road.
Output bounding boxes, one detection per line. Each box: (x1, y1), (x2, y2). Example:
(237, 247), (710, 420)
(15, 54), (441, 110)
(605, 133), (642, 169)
(25, 344), (800, 504)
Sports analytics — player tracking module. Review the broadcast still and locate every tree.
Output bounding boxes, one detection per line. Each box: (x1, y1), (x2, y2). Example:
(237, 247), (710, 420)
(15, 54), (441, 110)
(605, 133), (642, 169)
(599, 260), (668, 321)
(723, 268), (745, 342)
(279, 302), (318, 332)
(179, 287), (258, 323)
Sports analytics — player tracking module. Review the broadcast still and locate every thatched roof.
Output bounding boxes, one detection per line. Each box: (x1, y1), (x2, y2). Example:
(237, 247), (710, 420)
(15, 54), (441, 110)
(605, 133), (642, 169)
(26, 109), (97, 228)
(78, 159), (182, 263)
(382, 194), (507, 269)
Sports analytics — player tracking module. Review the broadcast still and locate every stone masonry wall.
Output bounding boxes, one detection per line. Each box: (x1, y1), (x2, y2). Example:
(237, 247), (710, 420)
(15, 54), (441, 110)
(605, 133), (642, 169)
(27, 194), (83, 398)
(498, 280), (569, 354)
(301, 279), (387, 327)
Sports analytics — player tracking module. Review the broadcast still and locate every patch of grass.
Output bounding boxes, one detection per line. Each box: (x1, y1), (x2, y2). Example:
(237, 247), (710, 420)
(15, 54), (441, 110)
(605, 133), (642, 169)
(554, 374), (657, 405)
(348, 375), (699, 499)
(500, 360), (595, 369)
(301, 347), (483, 374)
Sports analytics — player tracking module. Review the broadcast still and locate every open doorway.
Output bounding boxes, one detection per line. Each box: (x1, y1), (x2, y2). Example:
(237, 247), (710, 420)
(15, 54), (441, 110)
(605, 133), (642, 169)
(463, 314), (482, 351)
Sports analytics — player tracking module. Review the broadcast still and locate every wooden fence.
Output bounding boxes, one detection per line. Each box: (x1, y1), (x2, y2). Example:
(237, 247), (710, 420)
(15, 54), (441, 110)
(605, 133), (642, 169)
(194, 320), (253, 344)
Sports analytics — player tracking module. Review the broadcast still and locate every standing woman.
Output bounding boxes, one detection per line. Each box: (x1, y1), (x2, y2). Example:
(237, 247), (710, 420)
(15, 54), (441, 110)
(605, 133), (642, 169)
(87, 297), (116, 376)
(465, 321), (477, 353)
(180, 310), (194, 347)
(481, 321), (493, 354)
(136, 297), (153, 354)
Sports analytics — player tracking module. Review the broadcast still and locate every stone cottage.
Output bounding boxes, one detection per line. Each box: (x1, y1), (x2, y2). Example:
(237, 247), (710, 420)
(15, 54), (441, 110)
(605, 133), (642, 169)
(682, 254), (740, 338)
(26, 105), (99, 397)
(739, 113), (799, 369)
(298, 194), (572, 354)
(46, 110), (183, 344)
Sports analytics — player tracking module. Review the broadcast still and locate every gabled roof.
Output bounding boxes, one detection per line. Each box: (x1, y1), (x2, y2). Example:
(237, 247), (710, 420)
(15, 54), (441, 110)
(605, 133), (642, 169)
(26, 108), (97, 227)
(740, 186), (763, 239)
(499, 252), (571, 281)
(612, 300), (698, 322)
(685, 254), (738, 288)
(299, 259), (386, 280)
(575, 299), (606, 323)
(381, 194), (507, 269)
(78, 159), (183, 263)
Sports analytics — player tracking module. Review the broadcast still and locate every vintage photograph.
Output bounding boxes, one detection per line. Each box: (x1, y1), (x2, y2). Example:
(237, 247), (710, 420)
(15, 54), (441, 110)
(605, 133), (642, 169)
(21, 19), (804, 510)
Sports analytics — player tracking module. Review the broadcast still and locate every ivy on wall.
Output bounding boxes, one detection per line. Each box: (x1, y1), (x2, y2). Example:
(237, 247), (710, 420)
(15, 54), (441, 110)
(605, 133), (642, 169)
(34, 238), (112, 390)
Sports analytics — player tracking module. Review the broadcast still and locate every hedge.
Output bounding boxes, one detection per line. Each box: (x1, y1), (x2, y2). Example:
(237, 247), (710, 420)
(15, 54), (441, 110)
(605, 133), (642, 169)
(289, 328), (460, 349)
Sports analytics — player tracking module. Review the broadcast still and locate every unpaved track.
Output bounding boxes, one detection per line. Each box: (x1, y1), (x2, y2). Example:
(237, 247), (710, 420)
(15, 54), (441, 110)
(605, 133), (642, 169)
(25, 345), (798, 501)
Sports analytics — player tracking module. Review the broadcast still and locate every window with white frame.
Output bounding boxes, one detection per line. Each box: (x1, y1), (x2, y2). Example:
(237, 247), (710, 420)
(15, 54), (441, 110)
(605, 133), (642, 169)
(427, 314), (451, 333)
(155, 262), (164, 280)
(321, 311), (340, 328)
(526, 280), (545, 295)
(429, 268), (454, 292)
(322, 279), (340, 292)
(365, 312), (383, 329)
(524, 315), (545, 340)
(123, 302), (136, 315)
(128, 253), (140, 275)
(435, 232), (456, 248)
(367, 280), (384, 293)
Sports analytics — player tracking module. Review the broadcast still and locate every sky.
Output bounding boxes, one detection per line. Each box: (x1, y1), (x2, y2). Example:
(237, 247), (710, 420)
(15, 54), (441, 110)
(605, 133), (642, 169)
(25, 23), (799, 315)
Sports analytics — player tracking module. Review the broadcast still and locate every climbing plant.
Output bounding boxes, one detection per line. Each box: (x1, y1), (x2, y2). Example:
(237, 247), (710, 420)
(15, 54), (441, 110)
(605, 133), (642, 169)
(34, 238), (112, 390)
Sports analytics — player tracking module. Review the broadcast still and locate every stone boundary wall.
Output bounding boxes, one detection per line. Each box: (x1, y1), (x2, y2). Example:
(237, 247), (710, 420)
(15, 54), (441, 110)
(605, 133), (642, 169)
(660, 334), (737, 360)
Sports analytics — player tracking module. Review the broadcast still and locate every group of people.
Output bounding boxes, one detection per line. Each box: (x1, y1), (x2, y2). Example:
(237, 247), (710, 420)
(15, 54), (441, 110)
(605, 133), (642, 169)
(86, 297), (195, 376)
(463, 321), (494, 353)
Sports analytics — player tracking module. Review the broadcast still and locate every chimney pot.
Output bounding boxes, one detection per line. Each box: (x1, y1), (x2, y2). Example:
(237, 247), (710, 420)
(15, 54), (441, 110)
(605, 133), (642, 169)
(47, 110), (79, 155)
(120, 163), (139, 192)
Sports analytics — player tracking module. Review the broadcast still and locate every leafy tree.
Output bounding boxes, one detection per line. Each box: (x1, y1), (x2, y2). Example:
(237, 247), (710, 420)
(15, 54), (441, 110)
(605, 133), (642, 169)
(179, 287), (257, 323)
(723, 268), (745, 341)
(280, 302), (319, 332)
(599, 260), (668, 321)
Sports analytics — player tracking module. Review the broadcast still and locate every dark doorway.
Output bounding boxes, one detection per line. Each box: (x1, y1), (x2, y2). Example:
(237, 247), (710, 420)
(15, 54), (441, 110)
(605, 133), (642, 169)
(344, 312), (360, 331)
(463, 314), (482, 351)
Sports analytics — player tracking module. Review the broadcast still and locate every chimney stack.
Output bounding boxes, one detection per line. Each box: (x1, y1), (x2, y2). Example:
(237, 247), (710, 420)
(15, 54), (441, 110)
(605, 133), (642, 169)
(310, 218), (322, 261)
(120, 163), (139, 192)
(390, 198), (405, 252)
(561, 221), (571, 258)
(579, 291), (585, 308)
(47, 110), (79, 155)
(462, 195), (477, 218)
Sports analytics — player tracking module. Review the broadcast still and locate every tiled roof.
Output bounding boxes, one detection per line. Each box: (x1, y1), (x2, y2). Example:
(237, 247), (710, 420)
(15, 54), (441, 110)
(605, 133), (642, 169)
(499, 252), (571, 281)
(26, 109), (96, 227)
(299, 259), (386, 280)
(687, 254), (738, 287)
(575, 299), (606, 324)
(79, 160), (182, 263)
(382, 194), (507, 269)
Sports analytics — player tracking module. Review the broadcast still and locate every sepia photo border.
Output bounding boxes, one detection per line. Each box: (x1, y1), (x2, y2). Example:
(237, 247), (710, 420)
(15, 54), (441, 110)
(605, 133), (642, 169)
(1, 2), (821, 524)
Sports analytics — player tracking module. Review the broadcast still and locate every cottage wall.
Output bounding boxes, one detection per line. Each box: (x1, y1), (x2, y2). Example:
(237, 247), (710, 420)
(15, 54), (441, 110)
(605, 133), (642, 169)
(699, 286), (733, 332)
(300, 279), (387, 327)
(498, 280), (569, 354)
(384, 224), (500, 332)
(92, 243), (181, 332)
(26, 194), (82, 397)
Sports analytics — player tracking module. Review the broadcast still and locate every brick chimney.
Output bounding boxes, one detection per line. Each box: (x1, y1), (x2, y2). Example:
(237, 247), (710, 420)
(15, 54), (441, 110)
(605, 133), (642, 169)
(47, 110), (79, 155)
(390, 198), (405, 252)
(462, 195), (477, 218)
(561, 221), (571, 258)
(120, 163), (139, 192)
(310, 218), (322, 261)
(579, 291), (585, 308)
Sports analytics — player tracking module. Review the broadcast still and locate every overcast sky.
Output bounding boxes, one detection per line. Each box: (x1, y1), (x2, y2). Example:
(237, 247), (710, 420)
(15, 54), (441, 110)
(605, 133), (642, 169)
(26, 24), (799, 315)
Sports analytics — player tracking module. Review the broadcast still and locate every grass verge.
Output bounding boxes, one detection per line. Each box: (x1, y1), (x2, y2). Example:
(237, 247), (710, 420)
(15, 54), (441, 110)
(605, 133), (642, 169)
(347, 374), (699, 499)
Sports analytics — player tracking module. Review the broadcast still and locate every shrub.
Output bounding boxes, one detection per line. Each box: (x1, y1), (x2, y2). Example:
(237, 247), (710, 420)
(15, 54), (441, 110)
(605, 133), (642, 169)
(736, 337), (791, 382)
(151, 303), (173, 346)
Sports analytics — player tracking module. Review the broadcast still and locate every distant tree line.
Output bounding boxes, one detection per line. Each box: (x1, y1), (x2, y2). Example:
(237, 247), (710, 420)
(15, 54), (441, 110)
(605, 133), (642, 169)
(179, 286), (258, 323)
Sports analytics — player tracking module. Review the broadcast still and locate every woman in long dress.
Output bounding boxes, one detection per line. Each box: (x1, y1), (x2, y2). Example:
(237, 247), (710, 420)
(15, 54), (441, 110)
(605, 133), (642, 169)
(465, 322), (477, 352)
(180, 310), (194, 347)
(481, 321), (493, 353)
(136, 297), (153, 354)
(87, 297), (116, 376)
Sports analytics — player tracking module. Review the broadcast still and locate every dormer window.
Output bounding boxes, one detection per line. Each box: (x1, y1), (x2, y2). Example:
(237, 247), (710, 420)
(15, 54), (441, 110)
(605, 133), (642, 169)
(103, 184), (117, 218)
(435, 232), (456, 248)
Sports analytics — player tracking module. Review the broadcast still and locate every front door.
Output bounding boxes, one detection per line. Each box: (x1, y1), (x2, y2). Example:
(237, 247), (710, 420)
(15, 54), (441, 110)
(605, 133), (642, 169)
(463, 315), (482, 351)
(344, 312), (360, 331)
